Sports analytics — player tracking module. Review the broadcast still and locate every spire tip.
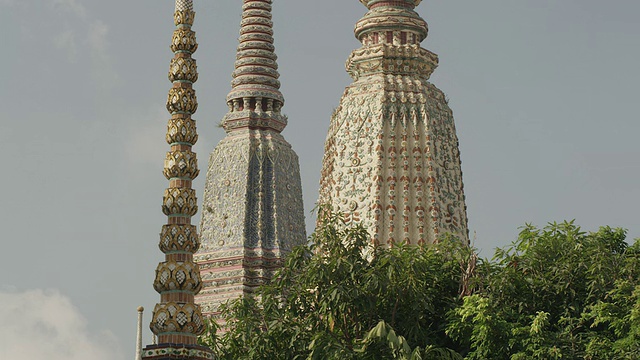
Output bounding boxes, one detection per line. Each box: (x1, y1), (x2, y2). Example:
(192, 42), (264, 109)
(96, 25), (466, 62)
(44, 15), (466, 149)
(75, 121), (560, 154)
(359, 0), (421, 9)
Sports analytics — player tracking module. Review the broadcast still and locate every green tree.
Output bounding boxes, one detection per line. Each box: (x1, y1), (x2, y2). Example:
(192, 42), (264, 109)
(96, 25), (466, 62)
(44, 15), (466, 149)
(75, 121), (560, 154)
(200, 210), (468, 359)
(200, 217), (639, 359)
(447, 221), (640, 359)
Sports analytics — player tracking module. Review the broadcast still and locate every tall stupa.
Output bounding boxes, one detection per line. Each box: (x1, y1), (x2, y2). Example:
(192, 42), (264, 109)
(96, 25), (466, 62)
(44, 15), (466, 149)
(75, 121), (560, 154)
(195, 0), (306, 317)
(318, 0), (469, 246)
(141, 1), (213, 359)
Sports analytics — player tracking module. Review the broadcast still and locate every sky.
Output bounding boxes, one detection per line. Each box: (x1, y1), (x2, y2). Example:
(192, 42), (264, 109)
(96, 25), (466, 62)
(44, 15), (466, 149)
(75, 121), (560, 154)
(0, 0), (639, 358)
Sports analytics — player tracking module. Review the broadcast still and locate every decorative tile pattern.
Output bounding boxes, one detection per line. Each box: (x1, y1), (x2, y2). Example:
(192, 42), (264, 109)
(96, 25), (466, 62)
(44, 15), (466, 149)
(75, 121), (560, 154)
(143, 3), (212, 360)
(196, 130), (306, 315)
(170, 28), (198, 54)
(159, 224), (200, 254)
(175, 0), (193, 12)
(167, 87), (198, 114)
(195, 0), (306, 317)
(154, 260), (203, 293)
(318, 1), (469, 246)
(166, 115), (198, 145)
(162, 188), (198, 217)
(163, 149), (199, 180)
(151, 302), (205, 335)
(169, 57), (198, 83)
(174, 9), (195, 27)
(142, 344), (214, 360)
(359, 0), (422, 7)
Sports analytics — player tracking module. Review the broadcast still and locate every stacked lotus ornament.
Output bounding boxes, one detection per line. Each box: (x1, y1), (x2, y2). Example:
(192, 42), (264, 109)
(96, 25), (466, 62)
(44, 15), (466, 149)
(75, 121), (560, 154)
(142, 1), (213, 359)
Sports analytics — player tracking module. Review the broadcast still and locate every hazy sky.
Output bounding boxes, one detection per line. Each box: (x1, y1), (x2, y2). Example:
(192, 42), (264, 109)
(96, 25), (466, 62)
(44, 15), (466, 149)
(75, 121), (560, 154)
(1, 0), (639, 358)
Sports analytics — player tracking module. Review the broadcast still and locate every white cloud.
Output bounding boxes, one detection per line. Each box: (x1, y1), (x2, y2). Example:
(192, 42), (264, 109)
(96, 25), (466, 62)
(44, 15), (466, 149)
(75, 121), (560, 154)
(0, 289), (124, 360)
(1, 0), (28, 10)
(53, 28), (78, 62)
(52, 0), (87, 20)
(126, 106), (169, 168)
(88, 20), (108, 54)
(88, 19), (120, 89)
(48, 0), (121, 87)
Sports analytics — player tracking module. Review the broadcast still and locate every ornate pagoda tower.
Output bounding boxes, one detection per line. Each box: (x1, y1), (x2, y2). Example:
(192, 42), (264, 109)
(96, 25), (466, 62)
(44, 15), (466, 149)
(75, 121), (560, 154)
(195, 0), (306, 317)
(318, 0), (469, 246)
(141, 1), (213, 359)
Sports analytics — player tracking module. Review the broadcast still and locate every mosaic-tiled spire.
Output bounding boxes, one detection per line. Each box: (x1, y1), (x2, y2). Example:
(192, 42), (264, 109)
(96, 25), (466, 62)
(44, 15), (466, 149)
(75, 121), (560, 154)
(222, 0), (286, 132)
(195, 0), (306, 317)
(318, 0), (470, 246)
(142, 1), (213, 359)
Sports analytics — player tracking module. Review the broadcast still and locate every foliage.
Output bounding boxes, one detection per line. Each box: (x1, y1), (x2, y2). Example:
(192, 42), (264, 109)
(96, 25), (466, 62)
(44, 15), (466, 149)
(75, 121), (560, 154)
(447, 221), (640, 359)
(200, 209), (470, 359)
(199, 216), (639, 359)
(358, 320), (463, 360)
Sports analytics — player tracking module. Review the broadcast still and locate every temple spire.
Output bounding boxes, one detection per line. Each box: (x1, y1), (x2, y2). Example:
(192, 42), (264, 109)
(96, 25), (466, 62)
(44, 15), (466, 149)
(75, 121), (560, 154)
(222, 0), (287, 133)
(196, 0), (306, 318)
(347, 0), (437, 81)
(359, 0), (421, 8)
(175, 0), (193, 11)
(356, 0), (427, 43)
(141, 2), (213, 359)
(318, 1), (469, 246)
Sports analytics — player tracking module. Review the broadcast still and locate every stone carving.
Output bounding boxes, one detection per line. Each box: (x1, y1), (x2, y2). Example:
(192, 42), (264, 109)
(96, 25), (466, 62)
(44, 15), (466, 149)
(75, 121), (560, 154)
(318, 1), (469, 246)
(195, 0), (306, 318)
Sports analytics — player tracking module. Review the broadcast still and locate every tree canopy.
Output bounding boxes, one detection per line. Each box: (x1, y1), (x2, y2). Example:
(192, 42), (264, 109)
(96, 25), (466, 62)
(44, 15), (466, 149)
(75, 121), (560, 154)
(200, 215), (639, 359)
(448, 222), (640, 359)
